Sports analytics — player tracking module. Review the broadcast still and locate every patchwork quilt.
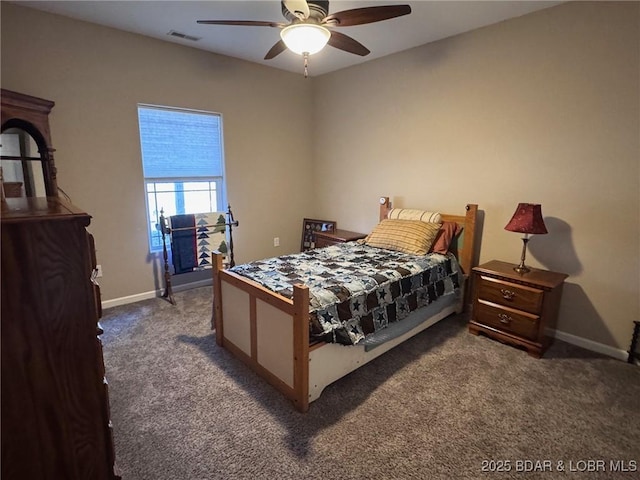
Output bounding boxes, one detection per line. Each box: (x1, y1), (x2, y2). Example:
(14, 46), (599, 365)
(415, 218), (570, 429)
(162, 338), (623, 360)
(169, 212), (228, 274)
(230, 242), (461, 345)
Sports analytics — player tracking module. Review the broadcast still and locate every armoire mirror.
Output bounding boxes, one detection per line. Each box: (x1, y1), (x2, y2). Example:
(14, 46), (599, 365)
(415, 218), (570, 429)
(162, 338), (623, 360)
(1, 89), (58, 199)
(1, 127), (48, 197)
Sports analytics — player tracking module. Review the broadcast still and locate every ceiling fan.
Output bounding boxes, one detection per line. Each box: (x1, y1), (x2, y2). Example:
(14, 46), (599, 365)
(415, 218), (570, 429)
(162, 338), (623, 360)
(197, 0), (411, 76)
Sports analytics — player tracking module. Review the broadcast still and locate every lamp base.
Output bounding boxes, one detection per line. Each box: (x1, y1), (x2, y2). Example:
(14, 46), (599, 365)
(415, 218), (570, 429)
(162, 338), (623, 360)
(514, 237), (531, 274)
(513, 264), (531, 274)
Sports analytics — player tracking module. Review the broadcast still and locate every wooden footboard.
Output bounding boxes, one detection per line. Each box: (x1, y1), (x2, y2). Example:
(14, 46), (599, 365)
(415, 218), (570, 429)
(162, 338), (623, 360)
(212, 202), (479, 412)
(212, 253), (311, 412)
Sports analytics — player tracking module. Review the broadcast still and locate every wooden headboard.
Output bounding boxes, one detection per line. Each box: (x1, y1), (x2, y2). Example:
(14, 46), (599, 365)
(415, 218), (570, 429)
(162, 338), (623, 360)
(378, 196), (478, 277)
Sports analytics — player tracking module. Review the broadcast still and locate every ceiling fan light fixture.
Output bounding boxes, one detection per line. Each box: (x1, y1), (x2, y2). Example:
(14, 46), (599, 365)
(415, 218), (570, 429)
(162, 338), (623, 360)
(280, 23), (331, 55)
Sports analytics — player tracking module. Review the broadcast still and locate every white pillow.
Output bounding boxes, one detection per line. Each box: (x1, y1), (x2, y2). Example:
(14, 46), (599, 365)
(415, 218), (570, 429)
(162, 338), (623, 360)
(387, 208), (442, 224)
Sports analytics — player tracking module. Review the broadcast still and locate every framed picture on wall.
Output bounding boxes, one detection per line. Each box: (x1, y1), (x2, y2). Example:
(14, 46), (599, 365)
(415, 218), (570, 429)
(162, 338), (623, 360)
(301, 218), (336, 251)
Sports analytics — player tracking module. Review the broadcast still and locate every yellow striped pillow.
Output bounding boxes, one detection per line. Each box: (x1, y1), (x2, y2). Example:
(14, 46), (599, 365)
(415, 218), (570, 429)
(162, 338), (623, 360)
(365, 219), (442, 255)
(387, 208), (442, 224)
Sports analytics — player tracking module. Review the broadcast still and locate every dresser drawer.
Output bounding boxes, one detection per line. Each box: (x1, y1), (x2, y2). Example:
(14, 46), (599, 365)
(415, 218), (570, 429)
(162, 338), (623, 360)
(474, 300), (540, 341)
(477, 275), (543, 314)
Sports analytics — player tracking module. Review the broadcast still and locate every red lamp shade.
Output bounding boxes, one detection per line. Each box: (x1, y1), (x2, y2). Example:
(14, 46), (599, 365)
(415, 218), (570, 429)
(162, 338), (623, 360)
(504, 203), (548, 235)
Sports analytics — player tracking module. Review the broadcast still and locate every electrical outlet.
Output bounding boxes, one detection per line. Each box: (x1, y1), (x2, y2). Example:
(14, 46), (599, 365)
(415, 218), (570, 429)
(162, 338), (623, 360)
(273, 237), (280, 247)
(96, 264), (103, 277)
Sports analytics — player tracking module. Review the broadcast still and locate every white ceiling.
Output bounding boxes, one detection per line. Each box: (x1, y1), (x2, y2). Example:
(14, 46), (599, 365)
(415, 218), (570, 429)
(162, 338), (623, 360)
(15, 0), (562, 77)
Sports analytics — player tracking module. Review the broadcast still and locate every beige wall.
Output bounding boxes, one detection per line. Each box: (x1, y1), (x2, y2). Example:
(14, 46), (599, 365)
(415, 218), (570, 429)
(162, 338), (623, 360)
(1, 3), (315, 300)
(2, 2), (638, 351)
(313, 1), (639, 350)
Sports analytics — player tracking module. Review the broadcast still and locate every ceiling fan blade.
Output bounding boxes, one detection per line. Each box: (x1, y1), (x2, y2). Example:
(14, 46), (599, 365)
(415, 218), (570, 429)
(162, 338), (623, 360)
(197, 20), (285, 28)
(323, 5), (411, 27)
(283, 0), (310, 20)
(327, 31), (370, 57)
(264, 40), (288, 60)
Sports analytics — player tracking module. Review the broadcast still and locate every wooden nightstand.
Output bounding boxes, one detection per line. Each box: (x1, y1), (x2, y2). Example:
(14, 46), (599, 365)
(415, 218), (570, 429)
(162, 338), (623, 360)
(469, 260), (568, 358)
(314, 229), (367, 248)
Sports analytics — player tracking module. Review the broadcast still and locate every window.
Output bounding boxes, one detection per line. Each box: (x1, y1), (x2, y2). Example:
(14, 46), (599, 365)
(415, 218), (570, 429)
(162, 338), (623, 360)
(137, 105), (226, 251)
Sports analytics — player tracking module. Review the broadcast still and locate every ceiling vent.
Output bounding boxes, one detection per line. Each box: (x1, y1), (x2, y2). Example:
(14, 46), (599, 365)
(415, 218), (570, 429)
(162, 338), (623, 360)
(167, 30), (201, 42)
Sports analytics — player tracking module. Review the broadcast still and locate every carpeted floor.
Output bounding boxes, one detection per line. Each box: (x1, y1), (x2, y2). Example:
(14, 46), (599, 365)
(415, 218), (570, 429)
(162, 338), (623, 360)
(100, 286), (639, 480)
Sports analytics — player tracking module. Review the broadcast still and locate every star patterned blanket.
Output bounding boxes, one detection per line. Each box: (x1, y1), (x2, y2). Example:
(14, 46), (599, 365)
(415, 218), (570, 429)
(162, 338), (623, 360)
(229, 242), (462, 346)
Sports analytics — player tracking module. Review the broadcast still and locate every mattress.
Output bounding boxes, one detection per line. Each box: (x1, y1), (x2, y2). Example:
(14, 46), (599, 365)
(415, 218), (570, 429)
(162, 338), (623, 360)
(229, 242), (462, 345)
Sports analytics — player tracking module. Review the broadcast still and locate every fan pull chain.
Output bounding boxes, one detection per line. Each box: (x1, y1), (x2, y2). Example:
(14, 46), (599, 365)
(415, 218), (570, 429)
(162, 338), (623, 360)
(303, 52), (309, 79)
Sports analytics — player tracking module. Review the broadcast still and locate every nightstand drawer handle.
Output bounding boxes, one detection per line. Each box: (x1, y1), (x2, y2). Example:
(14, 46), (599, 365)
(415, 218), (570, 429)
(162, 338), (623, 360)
(500, 289), (516, 300)
(498, 313), (512, 324)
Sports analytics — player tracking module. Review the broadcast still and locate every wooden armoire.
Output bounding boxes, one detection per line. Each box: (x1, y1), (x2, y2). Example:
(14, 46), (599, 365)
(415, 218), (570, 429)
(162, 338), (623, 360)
(1, 89), (120, 479)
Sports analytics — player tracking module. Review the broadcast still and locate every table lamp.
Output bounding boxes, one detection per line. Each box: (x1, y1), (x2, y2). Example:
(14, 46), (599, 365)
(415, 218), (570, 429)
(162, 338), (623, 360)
(504, 203), (548, 274)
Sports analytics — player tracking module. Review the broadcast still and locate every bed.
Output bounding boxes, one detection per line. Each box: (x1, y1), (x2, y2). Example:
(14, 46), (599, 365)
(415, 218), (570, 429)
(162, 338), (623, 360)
(211, 197), (478, 412)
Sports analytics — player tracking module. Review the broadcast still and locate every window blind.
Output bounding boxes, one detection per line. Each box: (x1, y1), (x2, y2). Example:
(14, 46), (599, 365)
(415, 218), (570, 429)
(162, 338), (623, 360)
(138, 106), (223, 178)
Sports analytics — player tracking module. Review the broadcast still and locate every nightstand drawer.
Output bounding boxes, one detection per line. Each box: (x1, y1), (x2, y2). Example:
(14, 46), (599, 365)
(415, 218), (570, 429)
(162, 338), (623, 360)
(475, 300), (540, 341)
(315, 236), (336, 248)
(314, 229), (367, 249)
(470, 260), (567, 357)
(477, 275), (543, 314)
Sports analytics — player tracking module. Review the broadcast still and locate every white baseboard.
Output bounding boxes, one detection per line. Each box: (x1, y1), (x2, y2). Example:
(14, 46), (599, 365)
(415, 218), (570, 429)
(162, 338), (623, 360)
(547, 328), (629, 361)
(101, 279), (212, 310)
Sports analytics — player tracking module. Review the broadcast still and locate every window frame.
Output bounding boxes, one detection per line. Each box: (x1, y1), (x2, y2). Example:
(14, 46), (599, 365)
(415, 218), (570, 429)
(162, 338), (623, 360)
(137, 104), (227, 253)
